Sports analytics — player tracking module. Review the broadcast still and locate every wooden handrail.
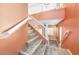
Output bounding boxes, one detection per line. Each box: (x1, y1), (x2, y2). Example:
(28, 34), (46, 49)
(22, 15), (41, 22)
(0, 17), (29, 39)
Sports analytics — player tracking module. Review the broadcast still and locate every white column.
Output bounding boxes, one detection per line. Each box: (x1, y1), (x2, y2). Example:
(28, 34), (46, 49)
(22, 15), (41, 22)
(59, 26), (63, 47)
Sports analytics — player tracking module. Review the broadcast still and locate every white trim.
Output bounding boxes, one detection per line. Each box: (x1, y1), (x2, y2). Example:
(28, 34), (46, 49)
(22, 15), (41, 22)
(59, 26), (63, 47)
(67, 49), (72, 55)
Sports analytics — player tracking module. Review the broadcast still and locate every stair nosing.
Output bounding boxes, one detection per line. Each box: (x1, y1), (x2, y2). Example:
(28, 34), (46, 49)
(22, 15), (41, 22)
(42, 44), (47, 55)
(29, 39), (43, 55)
(32, 43), (47, 55)
(28, 32), (36, 36)
(21, 39), (42, 55)
(28, 35), (39, 44)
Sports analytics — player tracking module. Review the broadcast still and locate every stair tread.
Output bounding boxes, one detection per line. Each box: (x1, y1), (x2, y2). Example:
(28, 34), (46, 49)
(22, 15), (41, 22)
(20, 39), (42, 55)
(28, 35), (39, 44)
(28, 32), (37, 40)
(32, 42), (47, 55)
(45, 46), (70, 55)
(28, 32), (37, 37)
(29, 39), (43, 55)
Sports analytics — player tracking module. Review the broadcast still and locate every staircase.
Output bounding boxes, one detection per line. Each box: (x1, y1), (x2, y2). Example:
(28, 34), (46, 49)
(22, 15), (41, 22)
(20, 16), (71, 55)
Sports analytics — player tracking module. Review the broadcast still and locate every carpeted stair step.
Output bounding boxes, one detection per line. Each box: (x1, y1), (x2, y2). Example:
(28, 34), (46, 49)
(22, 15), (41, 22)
(32, 42), (47, 55)
(28, 35), (39, 44)
(28, 32), (37, 40)
(20, 39), (42, 55)
(44, 46), (70, 55)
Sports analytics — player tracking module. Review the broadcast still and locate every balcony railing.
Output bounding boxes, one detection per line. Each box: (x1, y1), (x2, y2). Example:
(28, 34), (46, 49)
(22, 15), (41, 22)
(28, 16), (48, 41)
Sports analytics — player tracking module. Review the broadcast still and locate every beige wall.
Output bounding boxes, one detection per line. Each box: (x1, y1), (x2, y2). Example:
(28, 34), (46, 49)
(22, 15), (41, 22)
(0, 3), (28, 54)
(58, 4), (79, 55)
(0, 3), (28, 32)
(32, 8), (65, 20)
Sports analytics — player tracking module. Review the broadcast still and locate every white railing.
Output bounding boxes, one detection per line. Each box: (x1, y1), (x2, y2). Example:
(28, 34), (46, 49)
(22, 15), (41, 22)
(28, 16), (48, 41)
(29, 3), (64, 15)
(0, 16), (48, 43)
(0, 17), (29, 39)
